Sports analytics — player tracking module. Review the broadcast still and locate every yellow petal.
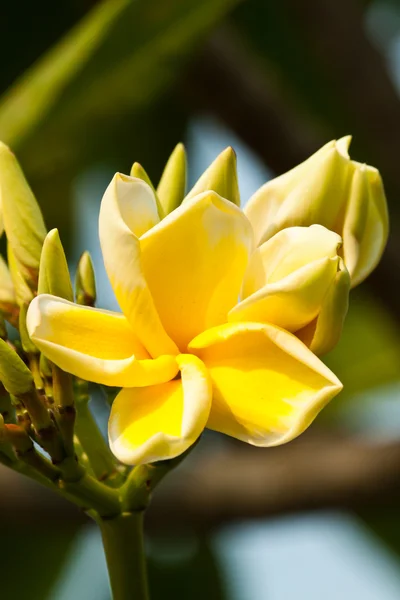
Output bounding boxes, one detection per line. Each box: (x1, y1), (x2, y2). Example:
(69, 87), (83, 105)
(99, 173), (178, 357)
(189, 322), (342, 446)
(27, 294), (178, 387)
(342, 164), (389, 287)
(109, 354), (211, 465)
(245, 139), (351, 245)
(296, 258), (350, 355)
(140, 191), (254, 351)
(230, 226), (342, 332)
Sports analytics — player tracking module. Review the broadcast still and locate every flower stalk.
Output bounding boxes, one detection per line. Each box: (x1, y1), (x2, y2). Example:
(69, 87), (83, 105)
(97, 512), (149, 600)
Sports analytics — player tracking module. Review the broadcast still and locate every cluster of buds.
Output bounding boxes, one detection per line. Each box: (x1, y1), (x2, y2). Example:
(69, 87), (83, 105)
(0, 143), (129, 517)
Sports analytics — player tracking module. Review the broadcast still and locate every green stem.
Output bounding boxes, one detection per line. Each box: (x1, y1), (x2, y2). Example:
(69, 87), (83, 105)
(98, 512), (149, 600)
(75, 380), (121, 485)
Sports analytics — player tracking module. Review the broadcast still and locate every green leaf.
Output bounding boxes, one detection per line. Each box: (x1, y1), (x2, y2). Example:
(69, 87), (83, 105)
(0, 0), (239, 179)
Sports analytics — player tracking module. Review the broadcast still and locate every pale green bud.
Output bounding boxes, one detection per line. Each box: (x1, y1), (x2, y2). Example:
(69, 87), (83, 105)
(8, 243), (34, 306)
(185, 147), (240, 206)
(38, 229), (73, 301)
(0, 143), (47, 286)
(75, 251), (96, 306)
(130, 162), (164, 219)
(19, 303), (37, 355)
(0, 255), (18, 324)
(157, 143), (187, 214)
(0, 337), (33, 396)
(245, 136), (389, 287)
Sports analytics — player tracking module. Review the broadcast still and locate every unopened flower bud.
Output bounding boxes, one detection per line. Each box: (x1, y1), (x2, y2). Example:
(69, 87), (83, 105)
(157, 143), (187, 215)
(0, 142), (47, 287)
(38, 229), (73, 301)
(0, 337), (33, 396)
(185, 147), (240, 206)
(75, 251), (96, 307)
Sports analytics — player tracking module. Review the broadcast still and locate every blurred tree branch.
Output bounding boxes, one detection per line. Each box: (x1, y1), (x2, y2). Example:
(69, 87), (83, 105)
(2, 432), (400, 532)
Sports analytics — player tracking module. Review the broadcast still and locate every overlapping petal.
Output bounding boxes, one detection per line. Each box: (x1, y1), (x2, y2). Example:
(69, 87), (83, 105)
(341, 164), (389, 287)
(189, 322), (342, 446)
(109, 354), (212, 465)
(244, 138), (351, 245)
(229, 226), (342, 332)
(27, 295), (178, 387)
(99, 173), (178, 357)
(296, 258), (350, 355)
(140, 191), (254, 351)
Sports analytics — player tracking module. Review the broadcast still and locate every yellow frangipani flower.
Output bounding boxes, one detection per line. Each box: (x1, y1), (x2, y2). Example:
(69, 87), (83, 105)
(245, 136), (389, 287)
(27, 169), (343, 466)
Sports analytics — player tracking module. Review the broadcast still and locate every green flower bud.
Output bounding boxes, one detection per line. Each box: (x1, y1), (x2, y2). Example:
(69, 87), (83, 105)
(157, 143), (187, 214)
(0, 337), (33, 396)
(75, 251), (96, 307)
(0, 255), (18, 325)
(8, 243), (33, 306)
(38, 229), (73, 301)
(19, 303), (37, 355)
(185, 147), (240, 206)
(0, 143), (47, 287)
(130, 162), (164, 219)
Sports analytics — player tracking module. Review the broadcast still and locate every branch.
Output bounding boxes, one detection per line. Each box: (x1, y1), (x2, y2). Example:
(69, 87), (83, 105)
(2, 432), (400, 532)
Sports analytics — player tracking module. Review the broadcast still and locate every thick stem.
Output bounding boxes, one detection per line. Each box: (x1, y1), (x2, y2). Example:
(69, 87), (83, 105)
(98, 512), (149, 600)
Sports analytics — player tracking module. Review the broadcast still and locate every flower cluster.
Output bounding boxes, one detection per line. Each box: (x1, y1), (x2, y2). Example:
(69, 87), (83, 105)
(0, 139), (388, 466)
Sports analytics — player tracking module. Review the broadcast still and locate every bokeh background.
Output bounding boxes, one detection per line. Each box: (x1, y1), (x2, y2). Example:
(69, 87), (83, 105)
(1, 0), (400, 598)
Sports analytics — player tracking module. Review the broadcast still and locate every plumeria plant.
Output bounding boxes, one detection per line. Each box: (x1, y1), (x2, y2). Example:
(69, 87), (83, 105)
(0, 137), (388, 599)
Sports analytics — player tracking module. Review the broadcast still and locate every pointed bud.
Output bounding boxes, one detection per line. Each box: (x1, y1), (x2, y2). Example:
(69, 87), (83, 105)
(157, 143), (187, 214)
(130, 162), (154, 190)
(75, 251), (96, 306)
(185, 147), (240, 206)
(8, 243), (33, 306)
(0, 143), (47, 287)
(245, 136), (388, 286)
(38, 229), (73, 300)
(0, 337), (33, 396)
(130, 163), (165, 219)
(0, 255), (18, 325)
(19, 303), (37, 354)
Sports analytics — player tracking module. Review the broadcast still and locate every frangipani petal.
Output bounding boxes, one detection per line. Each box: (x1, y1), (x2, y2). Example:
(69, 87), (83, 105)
(189, 322), (342, 446)
(109, 354), (212, 465)
(342, 164), (389, 287)
(229, 226), (342, 332)
(244, 139), (350, 245)
(140, 191), (254, 351)
(99, 173), (178, 357)
(27, 295), (178, 387)
(296, 258), (350, 355)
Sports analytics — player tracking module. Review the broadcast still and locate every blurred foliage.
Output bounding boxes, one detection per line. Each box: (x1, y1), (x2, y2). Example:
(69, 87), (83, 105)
(148, 537), (227, 600)
(0, 526), (79, 600)
(0, 0), (238, 242)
